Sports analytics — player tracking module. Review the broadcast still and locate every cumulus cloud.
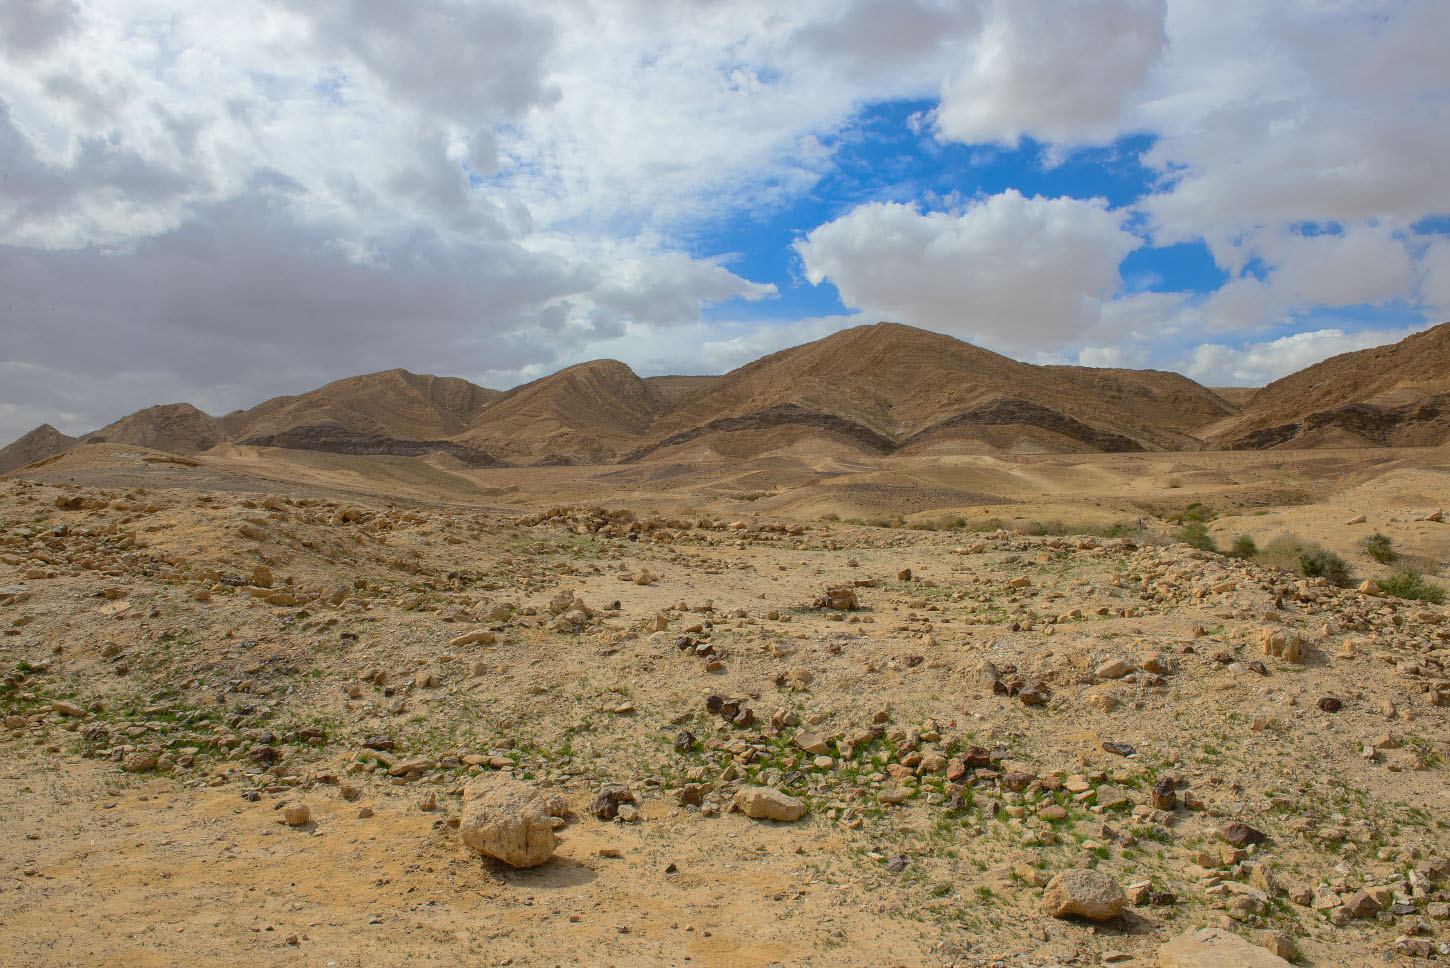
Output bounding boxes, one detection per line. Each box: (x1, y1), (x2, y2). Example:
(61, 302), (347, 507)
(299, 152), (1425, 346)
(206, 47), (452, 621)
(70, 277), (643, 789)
(1180, 325), (1433, 388)
(793, 0), (980, 80)
(0, 0), (79, 59)
(295, 0), (557, 124)
(934, 0), (1167, 147)
(793, 190), (1143, 348)
(1142, 1), (1450, 243)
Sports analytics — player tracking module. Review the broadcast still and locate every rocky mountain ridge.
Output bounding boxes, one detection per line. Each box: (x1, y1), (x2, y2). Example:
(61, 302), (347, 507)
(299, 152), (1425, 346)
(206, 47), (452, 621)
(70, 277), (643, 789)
(4, 320), (1447, 473)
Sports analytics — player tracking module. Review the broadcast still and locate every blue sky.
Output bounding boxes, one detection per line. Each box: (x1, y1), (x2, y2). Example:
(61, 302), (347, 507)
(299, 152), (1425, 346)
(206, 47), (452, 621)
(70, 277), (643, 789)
(1, 0), (1449, 442)
(687, 105), (1227, 322)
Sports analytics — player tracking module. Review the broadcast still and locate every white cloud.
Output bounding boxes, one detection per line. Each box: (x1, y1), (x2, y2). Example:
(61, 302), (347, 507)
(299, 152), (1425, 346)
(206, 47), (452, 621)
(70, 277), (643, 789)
(793, 190), (1143, 347)
(1077, 344), (1150, 369)
(1142, 1), (1450, 242)
(1180, 325), (1433, 388)
(1173, 225), (1418, 334)
(934, 0), (1167, 147)
(1417, 239), (1450, 315)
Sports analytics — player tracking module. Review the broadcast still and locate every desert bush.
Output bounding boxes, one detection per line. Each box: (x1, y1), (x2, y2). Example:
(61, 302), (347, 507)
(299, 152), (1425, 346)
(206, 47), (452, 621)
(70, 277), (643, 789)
(1166, 503), (1214, 525)
(1253, 535), (1353, 586)
(1257, 535), (1310, 572)
(1380, 571), (1446, 605)
(1228, 535), (1258, 558)
(1175, 521), (1217, 552)
(1300, 547), (1352, 587)
(1365, 533), (1396, 563)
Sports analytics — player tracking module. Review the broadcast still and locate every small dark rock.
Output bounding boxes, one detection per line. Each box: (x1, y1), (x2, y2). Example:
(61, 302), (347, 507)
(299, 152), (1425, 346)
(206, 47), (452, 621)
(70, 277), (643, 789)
(1018, 681), (1051, 706)
(1220, 821), (1267, 847)
(1318, 696), (1343, 712)
(590, 784), (635, 820)
(1102, 741), (1134, 757)
(673, 729), (696, 753)
(1150, 776), (1178, 811)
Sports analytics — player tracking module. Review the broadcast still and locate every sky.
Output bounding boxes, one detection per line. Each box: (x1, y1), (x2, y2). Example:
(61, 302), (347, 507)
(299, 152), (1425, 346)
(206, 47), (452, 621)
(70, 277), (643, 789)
(2, 0), (1449, 444)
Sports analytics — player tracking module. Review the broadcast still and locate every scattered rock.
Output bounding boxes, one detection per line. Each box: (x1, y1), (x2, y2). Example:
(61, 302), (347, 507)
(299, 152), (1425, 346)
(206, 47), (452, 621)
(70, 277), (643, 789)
(793, 730), (830, 756)
(1096, 658), (1134, 679)
(1220, 822), (1267, 847)
(1157, 927), (1292, 967)
(1042, 868), (1126, 921)
(817, 587), (858, 610)
(733, 787), (808, 822)
(459, 775), (556, 868)
(589, 785), (635, 821)
(122, 752), (156, 773)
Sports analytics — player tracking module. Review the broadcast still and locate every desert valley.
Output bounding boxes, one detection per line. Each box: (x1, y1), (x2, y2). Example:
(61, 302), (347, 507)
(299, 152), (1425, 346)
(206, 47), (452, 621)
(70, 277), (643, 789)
(1, 322), (1448, 967)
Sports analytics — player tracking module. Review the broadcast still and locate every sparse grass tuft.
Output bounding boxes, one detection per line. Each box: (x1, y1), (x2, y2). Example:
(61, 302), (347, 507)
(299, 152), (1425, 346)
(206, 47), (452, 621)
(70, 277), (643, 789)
(1228, 534), (1258, 559)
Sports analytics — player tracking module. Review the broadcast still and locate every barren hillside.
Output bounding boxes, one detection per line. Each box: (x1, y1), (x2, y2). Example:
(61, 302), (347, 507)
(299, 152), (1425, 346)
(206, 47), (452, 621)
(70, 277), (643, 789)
(451, 359), (674, 464)
(1214, 321), (1450, 449)
(633, 323), (1235, 461)
(85, 403), (227, 454)
(225, 368), (500, 441)
(0, 424), (78, 474)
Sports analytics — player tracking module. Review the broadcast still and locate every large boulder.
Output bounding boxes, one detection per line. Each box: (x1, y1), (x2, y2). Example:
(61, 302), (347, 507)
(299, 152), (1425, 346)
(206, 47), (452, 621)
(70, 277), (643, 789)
(1042, 868), (1126, 920)
(1157, 927), (1291, 967)
(459, 775), (556, 868)
(733, 787), (808, 822)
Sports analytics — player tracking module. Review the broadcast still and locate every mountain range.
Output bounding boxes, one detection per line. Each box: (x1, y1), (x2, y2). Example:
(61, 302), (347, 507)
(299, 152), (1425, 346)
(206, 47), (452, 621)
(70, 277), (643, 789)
(4, 320), (1448, 474)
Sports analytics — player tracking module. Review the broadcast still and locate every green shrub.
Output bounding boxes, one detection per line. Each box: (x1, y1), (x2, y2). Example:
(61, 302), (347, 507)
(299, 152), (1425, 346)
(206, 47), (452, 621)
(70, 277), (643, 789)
(1229, 535), (1258, 559)
(1380, 571), (1446, 605)
(1365, 533), (1396, 564)
(1300, 548), (1352, 587)
(1175, 521), (1217, 552)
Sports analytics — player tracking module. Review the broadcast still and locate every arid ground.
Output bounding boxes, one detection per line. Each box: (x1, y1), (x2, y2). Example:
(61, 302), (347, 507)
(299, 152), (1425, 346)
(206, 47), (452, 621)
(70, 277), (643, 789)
(2, 441), (1449, 967)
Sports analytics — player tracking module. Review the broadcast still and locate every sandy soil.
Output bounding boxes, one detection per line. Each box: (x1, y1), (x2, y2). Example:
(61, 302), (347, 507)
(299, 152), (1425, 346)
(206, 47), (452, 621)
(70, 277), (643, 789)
(2, 444), (1449, 966)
